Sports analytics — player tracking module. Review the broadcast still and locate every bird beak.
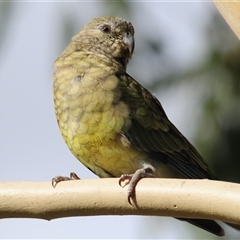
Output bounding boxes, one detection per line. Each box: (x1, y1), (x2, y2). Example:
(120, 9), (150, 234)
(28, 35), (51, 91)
(123, 32), (134, 56)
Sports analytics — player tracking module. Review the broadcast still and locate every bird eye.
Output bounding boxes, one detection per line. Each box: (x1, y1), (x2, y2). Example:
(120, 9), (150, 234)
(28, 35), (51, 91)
(101, 25), (111, 33)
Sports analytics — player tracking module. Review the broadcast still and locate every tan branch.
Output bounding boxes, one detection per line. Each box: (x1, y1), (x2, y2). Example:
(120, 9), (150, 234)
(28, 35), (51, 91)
(0, 178), (240, 225)
(213, 1), (240, 40)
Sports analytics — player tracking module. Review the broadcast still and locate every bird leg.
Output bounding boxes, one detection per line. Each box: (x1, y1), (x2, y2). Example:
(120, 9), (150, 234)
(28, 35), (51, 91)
(52, 172), (80, 187)
(119, 166), (156, 205)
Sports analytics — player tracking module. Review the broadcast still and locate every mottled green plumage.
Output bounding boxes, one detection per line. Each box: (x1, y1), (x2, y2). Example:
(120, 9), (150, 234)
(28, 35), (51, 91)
(116, 71), (216, 180)
(53, 16), (238, 237)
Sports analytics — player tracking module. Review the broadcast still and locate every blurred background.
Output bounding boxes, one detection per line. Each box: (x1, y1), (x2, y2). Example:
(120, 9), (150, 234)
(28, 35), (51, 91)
(1, 1), (240, 239)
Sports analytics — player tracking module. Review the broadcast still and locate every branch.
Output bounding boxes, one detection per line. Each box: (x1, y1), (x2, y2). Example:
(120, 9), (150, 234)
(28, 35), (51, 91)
(0, 178), (240, 225)
(213, 1), (240, 40)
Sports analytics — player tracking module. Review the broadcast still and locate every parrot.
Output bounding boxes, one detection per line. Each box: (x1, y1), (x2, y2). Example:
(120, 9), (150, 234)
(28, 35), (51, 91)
(52, 16), (239, 237)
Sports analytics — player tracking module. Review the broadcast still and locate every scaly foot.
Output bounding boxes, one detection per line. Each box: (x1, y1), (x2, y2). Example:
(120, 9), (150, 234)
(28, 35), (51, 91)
(52, 172), (80, 187)
(119, 166), (156, 204)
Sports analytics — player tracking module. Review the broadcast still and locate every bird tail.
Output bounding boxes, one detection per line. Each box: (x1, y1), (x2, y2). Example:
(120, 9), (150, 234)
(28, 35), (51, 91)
(177, 218), (225, 236)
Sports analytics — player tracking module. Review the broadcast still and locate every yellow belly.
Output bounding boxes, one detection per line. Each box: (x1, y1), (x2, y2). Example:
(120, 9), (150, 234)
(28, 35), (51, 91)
(71, 132), (146, 177)
(54, 68), (146, 177)
(60, 106), (147, 177)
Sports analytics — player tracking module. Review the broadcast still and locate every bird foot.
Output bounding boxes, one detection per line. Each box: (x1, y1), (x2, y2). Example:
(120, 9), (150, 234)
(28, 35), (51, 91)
(119, 166), (156, 205)
(52, 172), (80, 187)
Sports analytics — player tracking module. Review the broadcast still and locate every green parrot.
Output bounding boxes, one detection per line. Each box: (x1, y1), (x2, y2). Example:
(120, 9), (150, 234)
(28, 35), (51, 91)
(53, 16), (239, 237)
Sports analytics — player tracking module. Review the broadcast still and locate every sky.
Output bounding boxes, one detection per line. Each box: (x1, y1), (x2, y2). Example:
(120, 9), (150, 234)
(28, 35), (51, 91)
(1, 1), (239, 239)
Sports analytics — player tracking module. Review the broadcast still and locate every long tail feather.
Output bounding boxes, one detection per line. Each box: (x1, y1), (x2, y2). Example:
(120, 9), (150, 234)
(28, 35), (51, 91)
(177, 218), (225, 237)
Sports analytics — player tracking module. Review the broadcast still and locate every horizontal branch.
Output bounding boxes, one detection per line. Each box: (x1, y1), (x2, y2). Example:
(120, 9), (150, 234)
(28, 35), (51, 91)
(0, 178), (240, 225)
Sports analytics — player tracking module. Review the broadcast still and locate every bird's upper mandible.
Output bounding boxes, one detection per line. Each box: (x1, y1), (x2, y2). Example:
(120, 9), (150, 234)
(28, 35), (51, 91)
(123, 31), (135, 56)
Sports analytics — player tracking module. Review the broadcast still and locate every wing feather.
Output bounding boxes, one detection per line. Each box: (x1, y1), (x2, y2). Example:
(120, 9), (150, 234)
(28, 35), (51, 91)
(118, 72), (215, 179)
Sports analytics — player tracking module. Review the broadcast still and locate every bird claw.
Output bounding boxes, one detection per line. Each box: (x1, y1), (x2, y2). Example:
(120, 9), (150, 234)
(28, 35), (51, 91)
(119, 166), (156, 205)
(52, 172), (80, 187)
(127, 190), (134, 205)
(118, 174), (133, 187)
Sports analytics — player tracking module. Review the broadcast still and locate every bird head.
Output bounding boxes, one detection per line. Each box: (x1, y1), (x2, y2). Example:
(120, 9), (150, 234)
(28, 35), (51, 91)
(72, 16), (135, 69)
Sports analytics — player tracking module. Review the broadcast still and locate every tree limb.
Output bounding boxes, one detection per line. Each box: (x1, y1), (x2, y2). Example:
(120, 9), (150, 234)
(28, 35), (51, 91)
(0, 178), (240, 225)
(213, 1), (240, 40)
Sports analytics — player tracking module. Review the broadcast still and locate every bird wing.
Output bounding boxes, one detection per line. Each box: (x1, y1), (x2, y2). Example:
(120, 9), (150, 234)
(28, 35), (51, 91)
(117, 72), (215, 179)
